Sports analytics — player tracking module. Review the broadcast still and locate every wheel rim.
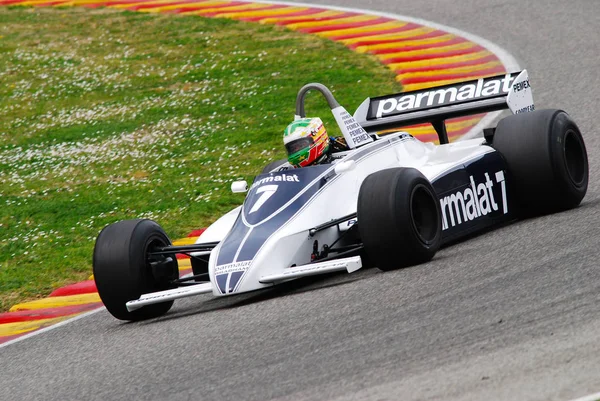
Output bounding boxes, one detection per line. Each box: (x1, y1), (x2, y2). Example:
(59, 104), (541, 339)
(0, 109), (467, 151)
(410, 184), (439, 245)
(563, 129), (586, 187)
(146, 236), (177, 287)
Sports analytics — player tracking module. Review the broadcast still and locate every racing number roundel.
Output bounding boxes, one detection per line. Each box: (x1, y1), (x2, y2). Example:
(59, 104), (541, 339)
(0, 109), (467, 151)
(242, 167), (329, 226)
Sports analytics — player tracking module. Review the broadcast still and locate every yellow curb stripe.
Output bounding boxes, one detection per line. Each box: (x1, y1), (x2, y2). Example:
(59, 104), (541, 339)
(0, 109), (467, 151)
(258, 10), (345, 24)
(178, 258), (191, 268)
(315, 21), (408, 38)
(395, 61), (503, 80)
(285, 14), (380, 29)
(377, 41), (478, 61)
(61, 0), (125, 4)
(17, 0), (68, 4)
(387, 50), (493, 69)
(126, 0), (226, 11)
(0, 316), (78, 337)
(107, 0), (202, 9)
(339, 26), (434, 45)
(380, 116), (481, 134)
(9, 293), (101, 312)
(181, 2), (274, 15)
(172, 237), (198, 245)
(448, 118), (483, 131)
(401, 74), (495, 91)
(213, 6), (307, 19)
(354, 33), (455, 53)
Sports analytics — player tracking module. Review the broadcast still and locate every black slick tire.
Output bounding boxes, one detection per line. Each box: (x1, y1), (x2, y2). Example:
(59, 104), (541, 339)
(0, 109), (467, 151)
(93, 219), (178, 321)
(492, 109), (588, 216)
(357, 168), (442, 271)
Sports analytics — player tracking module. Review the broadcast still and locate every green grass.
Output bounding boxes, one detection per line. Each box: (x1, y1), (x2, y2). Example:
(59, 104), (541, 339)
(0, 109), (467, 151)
(0, 6), (402, 311)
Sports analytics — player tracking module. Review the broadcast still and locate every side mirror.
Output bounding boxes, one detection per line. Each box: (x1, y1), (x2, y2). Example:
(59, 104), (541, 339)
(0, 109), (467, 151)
(231, 180), (248, 193)
(334, 160), (356, 174)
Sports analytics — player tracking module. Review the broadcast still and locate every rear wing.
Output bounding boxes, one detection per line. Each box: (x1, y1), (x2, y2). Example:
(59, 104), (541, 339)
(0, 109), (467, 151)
(353, 70), (534, 143)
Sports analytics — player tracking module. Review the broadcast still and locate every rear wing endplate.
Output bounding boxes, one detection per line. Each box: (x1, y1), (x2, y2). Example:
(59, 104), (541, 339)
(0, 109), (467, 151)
(353, 70), (534, 143)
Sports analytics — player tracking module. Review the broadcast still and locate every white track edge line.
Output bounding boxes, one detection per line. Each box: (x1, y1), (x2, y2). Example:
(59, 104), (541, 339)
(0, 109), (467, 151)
(249, 0), (521, 140)
(0, 306), (104, 349)
(566, 392), (600, 401)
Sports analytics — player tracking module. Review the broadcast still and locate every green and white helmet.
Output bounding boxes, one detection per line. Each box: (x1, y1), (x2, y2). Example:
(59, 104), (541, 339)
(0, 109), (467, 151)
(283, 117), (329, 168)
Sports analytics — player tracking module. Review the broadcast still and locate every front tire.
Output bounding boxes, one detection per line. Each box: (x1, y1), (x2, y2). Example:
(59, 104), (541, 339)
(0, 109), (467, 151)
(93, 219), (178, 321)
(492, 109), (588, 216)
(358, 168), (442, 271)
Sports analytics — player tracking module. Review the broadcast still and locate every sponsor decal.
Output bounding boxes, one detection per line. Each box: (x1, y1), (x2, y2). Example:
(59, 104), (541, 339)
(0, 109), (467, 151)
(249, 173), (299, 191)
(440, 171), (507, 230)
(338, 218), (357, 232)
(515, 104), (535, 114)
(214, 260), (251, 275)
(370, 73), (519, 119)
(136, 290), (191, 303)
(281, 260), (347, 277)
(513, 79), (530, 92)
(506, 69), (534, 115)
(332, 106), (373, 149)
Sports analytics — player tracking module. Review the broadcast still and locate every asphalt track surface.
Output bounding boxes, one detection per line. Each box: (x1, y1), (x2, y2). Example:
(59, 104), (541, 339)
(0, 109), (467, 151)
(2, 1), (600, 400)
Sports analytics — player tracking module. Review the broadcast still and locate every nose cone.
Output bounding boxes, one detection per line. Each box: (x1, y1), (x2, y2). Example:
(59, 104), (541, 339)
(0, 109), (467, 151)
(212, 165), (334, 295)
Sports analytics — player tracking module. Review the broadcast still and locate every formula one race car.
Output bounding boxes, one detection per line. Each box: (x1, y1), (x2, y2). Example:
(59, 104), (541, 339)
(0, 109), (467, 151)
(93, 70), (588, 321)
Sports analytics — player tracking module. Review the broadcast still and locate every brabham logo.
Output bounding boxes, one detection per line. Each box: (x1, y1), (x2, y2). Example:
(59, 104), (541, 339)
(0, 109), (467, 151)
(370, 73), (519, 119)
(440, 171), (508, 231)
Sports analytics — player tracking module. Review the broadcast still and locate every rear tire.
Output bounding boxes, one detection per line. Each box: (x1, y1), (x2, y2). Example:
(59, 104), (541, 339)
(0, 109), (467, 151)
(358, 168), (442, 271)
(93, 219), (178, 321)
(492, 109), (588, 216)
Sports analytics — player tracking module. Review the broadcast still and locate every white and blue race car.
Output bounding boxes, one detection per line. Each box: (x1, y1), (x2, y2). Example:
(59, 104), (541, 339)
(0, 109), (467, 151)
(93, 70), (588, 321)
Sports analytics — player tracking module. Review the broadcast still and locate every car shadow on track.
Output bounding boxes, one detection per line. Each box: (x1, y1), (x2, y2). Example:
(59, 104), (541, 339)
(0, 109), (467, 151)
(136, 269), (377, 325)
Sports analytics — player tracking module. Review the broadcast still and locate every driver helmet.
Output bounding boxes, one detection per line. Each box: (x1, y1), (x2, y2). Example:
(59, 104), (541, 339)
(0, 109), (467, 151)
(283, 117), (330, 168)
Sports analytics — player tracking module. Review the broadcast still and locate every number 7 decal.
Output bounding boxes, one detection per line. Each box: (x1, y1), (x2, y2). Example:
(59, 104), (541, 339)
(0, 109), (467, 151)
(249, 185), (278, 214)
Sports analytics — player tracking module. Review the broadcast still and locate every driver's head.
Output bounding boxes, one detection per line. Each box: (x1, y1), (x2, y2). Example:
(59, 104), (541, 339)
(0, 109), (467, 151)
(283, 117), (329, 168)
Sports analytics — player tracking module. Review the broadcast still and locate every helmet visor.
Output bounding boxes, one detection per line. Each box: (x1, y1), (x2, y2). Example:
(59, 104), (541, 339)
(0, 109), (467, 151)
(285, 137), (314, 156)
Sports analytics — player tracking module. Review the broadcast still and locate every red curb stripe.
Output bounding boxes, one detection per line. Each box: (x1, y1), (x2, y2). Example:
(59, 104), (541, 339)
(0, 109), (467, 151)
(328, 24), (420, 41)
(381, 46), (485, 64)
(448, 125), (475, 139)
(0, 304), (100, 324)
(399, 65), (506, 85)
(49, 280), (97, 297)
(347, 30), (447, 49)
(187, 228), (206, 237)
(393, 54), (498, 74)
(370, 37), (467, 55)
(0, 333), (25, 345)
(298, 17), (392, 34)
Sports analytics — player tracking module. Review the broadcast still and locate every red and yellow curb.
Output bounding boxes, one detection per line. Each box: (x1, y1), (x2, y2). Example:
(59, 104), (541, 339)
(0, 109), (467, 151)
(0, 0), (509, 344)
(0, 231), (202, 345)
